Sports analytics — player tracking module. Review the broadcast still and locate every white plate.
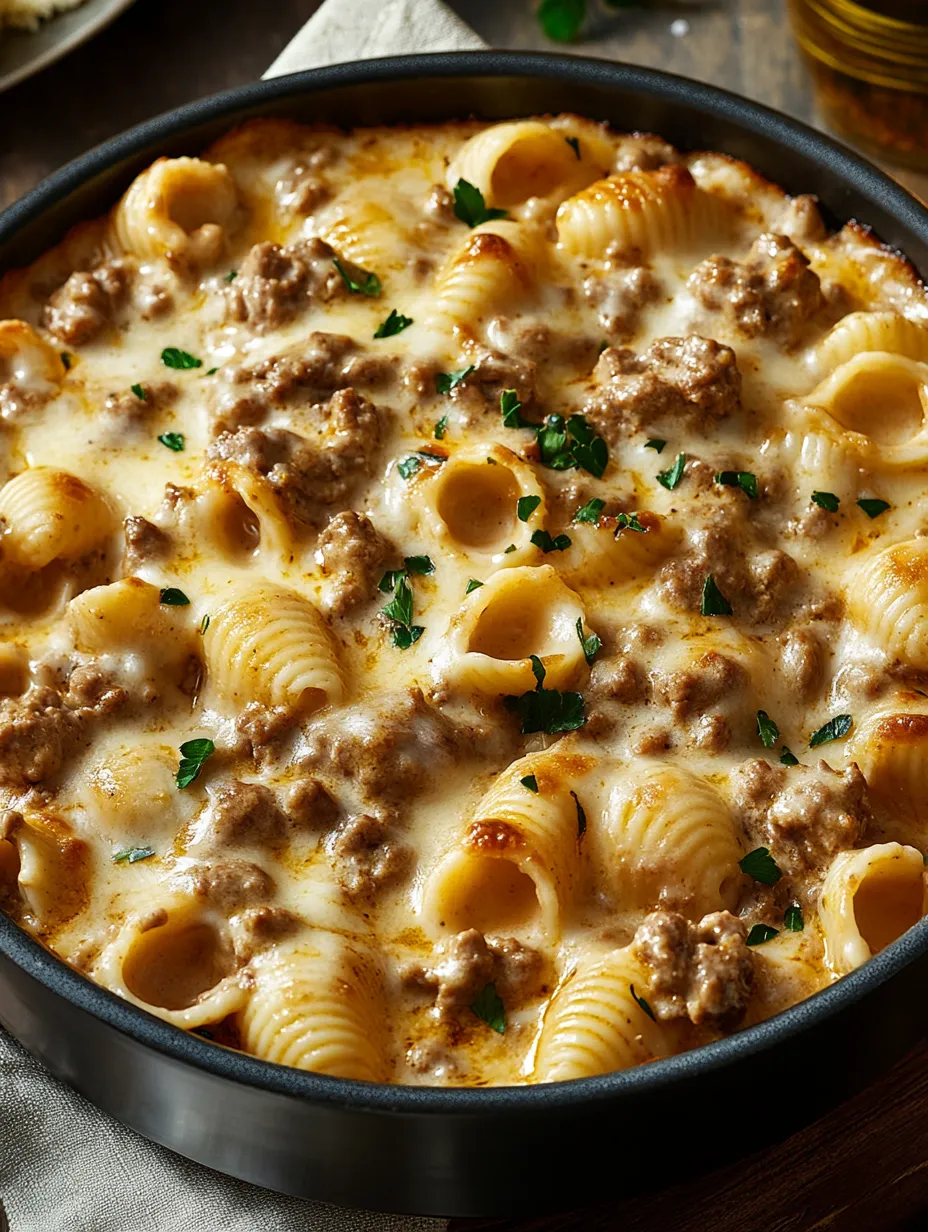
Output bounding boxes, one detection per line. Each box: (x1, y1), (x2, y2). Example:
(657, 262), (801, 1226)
(0, 0), (136, 94)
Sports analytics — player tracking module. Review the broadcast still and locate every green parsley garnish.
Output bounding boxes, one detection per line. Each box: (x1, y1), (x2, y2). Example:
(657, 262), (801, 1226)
(857, 498), (890, 519)
(574, 498), (605, 524)
(811, 490), (839, 512)
(746, 923), (779, 946)
(504, 543), (517, 554)
(113, 846), (155, 864)
(471, 982), (506, 1034)
(175, 738), (215, 789)
(715, 471), (758, 499)
(452, 179), (508, 228)
(784, 903), (804, 932)
(404, 555), (435, 576)
(564, 135), (581, 159)
(500, 388), (532, 430)
(740, 846), (782, 886)
(657, 452), (686, 491)
(158, 432), (185, 452)
(756, 710), (779, 748)
(615, 511), (645, 534)
(531, 529), (571, 553)
(199, 614), (210, 635)
(630, 983), (657, 1022)
(382, 573), (424, 649)
(780, 746), (799, 766)
(644, 438), (666, 453)
(205, 367), (219, 376)
(161, 347), (202, 370)
(332, 256), (381, 297)
(436, 365), (474, 394)
(521, 774), (539, 793)
(809, 713), (852, 747)
(576, 617), (601, 665)
(223, 269), (238, 282)
(374, 308), (413, 339)
(517, 495), (542, 522)
(537, 413), (608, 478)
(701, 574), (732, 617)
(159, 587), (189, 606)
(537, 0), (586, 41)
(60, 351), (72, 370)
(131, 383), (147, 401)
(571, 790), (587, 836)
(504, 655), (586, 735)
(465, 578), (484, 594)
(434, 415), (448, 440)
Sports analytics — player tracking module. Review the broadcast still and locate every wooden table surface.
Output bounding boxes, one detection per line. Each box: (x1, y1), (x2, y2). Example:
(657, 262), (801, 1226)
(2, 2), (927, 1229)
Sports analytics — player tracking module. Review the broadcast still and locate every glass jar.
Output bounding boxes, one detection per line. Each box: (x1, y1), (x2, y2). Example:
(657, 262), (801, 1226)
(788, 0), (928, 171)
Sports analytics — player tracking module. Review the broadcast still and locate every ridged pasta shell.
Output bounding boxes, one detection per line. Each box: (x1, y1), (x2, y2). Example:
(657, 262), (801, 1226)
(317, 200), (403, 272)
(556, 165), (730, 260)
(239, 935), (390, 1081)
(204, 580), (344, 714)
(0, 319), (66, 390)
(847, 707), (928, 830)
(810, 311), (928, 380)
(425, 220), (544, 333)
(561, 512), (679, 589)
(0, 466), (114, 569)
(448, 120), (605, 208)
(532, 947), (668, 1081)
(69, 577), (191, 668)
(851, 539), (928, 669)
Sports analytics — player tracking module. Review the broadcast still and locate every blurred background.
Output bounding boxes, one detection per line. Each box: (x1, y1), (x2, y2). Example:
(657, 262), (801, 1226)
(2, 0), (927, 210)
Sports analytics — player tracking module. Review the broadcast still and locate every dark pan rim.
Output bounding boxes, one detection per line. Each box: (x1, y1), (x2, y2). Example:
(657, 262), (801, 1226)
(2, 49), (928, 1116)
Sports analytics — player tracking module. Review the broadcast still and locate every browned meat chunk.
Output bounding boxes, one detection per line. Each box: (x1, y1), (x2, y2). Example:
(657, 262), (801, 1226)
(730, 758), (870, 880)
(226, 236), (341, 331)
(175, 859), (275, 912)
(652, 651), (747, 719)
(585, 335), (741, 443)
(105, 380), (177, 427)
(316, 510), (393, 615)
(230, 906), (303, 960)
(613, 134), (681, 172)
(584, 654), (648, 738)
(443, 346), (539, 425)
(42, 261), (133, 346)
(123, 515), (170, 571)
(208, 388), (385, 531)
(401, 928), (544, 1022)
(64, 665), (128, 715)
(331, 812), (413, 898)
(198, 781), (290, 848)
(656, 510), (801, 627)
(282, 777), (340, 831)
(687, 233), (826, 350)
(582, 266), (660, 341)
(424, 184), (455, 222)
(300, 688), (465, 809)
(632, 909), (754, 1027)
(777, 628), (826, 700)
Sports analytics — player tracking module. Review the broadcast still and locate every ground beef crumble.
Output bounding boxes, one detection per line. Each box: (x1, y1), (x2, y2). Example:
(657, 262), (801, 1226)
(225, 236), (342, 331)
(316, 510), (393, 616)
(401, 928), (544, 1022)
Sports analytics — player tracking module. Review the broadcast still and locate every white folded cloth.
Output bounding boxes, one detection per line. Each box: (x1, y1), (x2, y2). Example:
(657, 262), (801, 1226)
(0, 5), (484, 1229)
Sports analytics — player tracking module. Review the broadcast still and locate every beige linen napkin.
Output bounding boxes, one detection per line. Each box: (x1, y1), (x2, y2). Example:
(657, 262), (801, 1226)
(0, 3), (485, 1229)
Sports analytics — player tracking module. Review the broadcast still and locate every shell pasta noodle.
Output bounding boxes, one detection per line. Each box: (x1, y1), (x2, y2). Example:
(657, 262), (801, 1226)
(1, 112), (928, 1089)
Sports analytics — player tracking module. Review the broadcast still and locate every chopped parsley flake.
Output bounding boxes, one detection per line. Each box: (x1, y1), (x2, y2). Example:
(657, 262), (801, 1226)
(809, 713), (853, 747)
(223, 269), (238, 282)
(857, 497), (890, 519)
(452, 178), (508, 228)
(161, 347), (202, 370)
(404, 555), (435, 576)
(374, 308), (413, 339)
(381, 573), (424, 650)
(571, 789), (587, 836)
(470, 982), (506, 1033)
(500, 388), (532, 430)
(504, 655), (586, 735)
(644, 438), (666, 453)
(615, 511), (645, 534)
(113, 846), (155, 864)
(504, 543), (517, 554)
(780, 746), (799, 766)
(465, 578), (484, 594)
(657, 451), (686, 491)
(784, 903), (804, 932)
(574, 498), (605, 524)
(175, 738), (215, 789)
(564, 135), (581, 159)
(811, 490), (840, 512)
(700, 574), (732, 617)
(740, 846), (783, 886)
(715, 470), (758, 499)
(131, 383), (147, 401)
(538, 413), (608, 478)
(434, 415), (448, 440)
(521, 774), (539, 793)
(397, 452), (445, 480)
(746, 923), (779, 946)
(756, 709), (779, 748)
(159, 587), (189, 606)
(436, 365), (474, 394)
(157, 432), (185, 452)
(332, 256), (381, 297)
(517, 495), (542, 522)
(576, 617), (601, 665)
(199, 614), (210, 636)
(60, 351), (72, 370)
(531, 529), (572, 553)
(630, 983), (657, 1022)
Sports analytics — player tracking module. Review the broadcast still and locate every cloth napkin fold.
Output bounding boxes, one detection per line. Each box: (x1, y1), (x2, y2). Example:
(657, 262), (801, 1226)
(1, 2), (485, 1229)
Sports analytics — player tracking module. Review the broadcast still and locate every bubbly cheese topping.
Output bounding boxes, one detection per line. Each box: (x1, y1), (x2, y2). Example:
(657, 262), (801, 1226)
(1, 115), (928, 1087)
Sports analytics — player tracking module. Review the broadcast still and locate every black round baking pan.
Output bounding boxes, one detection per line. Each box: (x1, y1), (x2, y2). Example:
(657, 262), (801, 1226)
(2, 52), (928, 1218)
